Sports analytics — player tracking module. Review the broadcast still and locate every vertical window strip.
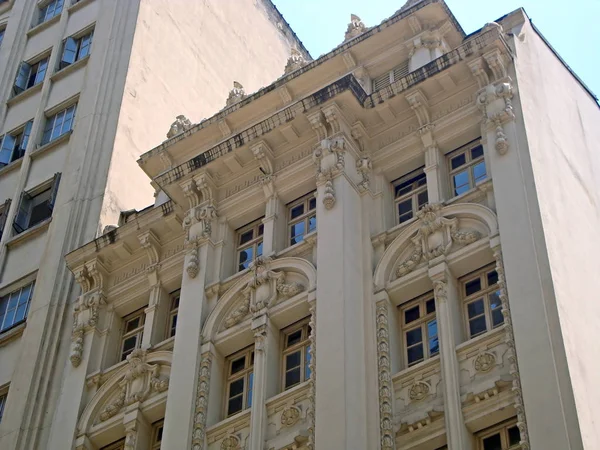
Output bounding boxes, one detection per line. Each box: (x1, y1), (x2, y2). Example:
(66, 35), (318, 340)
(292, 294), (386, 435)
(282, 320), (311, 390)
(287, 193), (316, 246)
(120, 310), (145, 361)
(42, 104), (77, 145)
(392, 169), (428, 225)
(225, 346), (254, 417)
(461, 265), (503, 339)
(236, 219), (264, 272)
(400, 294), (438, 367)
(448, 140), (486, 197)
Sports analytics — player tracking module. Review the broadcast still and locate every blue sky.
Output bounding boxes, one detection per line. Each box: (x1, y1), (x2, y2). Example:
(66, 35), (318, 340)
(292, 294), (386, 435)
(273, 0), (600, 98)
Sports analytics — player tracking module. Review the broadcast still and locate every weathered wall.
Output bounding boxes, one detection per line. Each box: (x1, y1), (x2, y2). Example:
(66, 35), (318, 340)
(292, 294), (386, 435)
(100, 0), (300, 231)
(514, 21), (600, 449)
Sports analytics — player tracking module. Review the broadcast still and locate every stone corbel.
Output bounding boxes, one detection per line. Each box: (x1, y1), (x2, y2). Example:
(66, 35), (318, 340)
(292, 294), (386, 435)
(405, 89), (430, 128)
(251, 141), (276, 195)
(476, 81), (515, 155)
(355, 156), (372, 193)
(350, 121), (369, 153)
(312, 137), (346, 209)
(467, 57), (490, 89)
(307, 111), (328, 141)
(483, 48), (508, 81)
(138, 231), (161, 284)
(180, 179), (200, 209)
(192, 172), (217, 206)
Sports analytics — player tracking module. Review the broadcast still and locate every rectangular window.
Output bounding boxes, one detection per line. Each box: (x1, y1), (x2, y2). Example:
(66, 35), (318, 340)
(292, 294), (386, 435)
(38, 0), (63, 25)
(288, 193), (316, 246)
(478, 420), (521, 450)
(372, 60), (410, 91)
(41, 104), (76, 145)
(282, 320), (312, 390)
(0, 28), (5, 48)
(0, 120), (33, 167)
(462, 265), (504, 339)
(236, 219), (264, 271)
(0, 391), (6, 423)
(0, 282), (35, 333)
(13, 57), (49, 95)
(120, 309), (145, 361)
(225, 346), (254, 417)
(13, 173), (61, 234)
(60, 30), (93, 69)
(393, 169), (428, 225)
(448, 140), (486, 197)
(151, 420), (164, 450)
(400, 295), (438, 367)
(168, 290), (179, 338)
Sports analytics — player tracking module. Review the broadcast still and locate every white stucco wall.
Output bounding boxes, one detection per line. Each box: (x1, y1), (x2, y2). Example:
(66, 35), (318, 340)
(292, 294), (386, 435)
(514, 22), (600, 449)
(100, 0), (298, 231)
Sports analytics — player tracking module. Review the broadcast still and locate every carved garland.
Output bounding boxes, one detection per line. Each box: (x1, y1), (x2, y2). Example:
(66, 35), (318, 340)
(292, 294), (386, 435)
(493, 249), (530, 449)
(376, 300), (395, 450)
(312, 137), (345, 210)
(192, 352), (213, 450)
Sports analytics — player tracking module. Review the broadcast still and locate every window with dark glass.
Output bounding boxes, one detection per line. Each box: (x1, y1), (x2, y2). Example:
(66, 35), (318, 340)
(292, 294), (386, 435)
(448, 141), (487, 197)
(41, 104), (76, 145)
(478, 420), (521, 450)
(462, 265), (504, 339)
(236, 219), (264, 271)
(0, 120), (33, 167)
(282, 320), (311, 390)
(393, 169), (428, 224)
(288, 193), (316, 246)
(225, 346), (254, 417)
(0, 282), (35, 333)
(59, 30), (93, 69)
(400, 294), (438, 367)
(38, 0), (63, 25)
(13, 173), (61, 234)
(120, 309), (145, 361)
(151, 420), (164, 450)
(168, 291), (179, 338)
(13, 57), (49, 95)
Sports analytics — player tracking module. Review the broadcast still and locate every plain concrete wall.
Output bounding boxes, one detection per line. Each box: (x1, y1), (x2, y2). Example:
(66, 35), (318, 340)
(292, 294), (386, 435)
(515, 21), (600, 449)
(100, 0), (298, 231)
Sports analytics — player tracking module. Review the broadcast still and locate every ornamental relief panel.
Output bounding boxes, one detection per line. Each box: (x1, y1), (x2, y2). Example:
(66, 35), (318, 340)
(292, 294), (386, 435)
(206, 414), (250, 450)
(265, 383), (311, 447)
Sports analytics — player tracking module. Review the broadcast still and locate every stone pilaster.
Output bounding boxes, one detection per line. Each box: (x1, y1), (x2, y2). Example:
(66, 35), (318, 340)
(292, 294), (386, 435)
(429, 262), (473, 450)
(122, 406), (151, 450)
(142, 283), (169, 349)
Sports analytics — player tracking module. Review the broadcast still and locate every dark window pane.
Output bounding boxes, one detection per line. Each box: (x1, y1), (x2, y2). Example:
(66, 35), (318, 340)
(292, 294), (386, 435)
(125, 317), (140, 332)
(471, 145), (484, 159)
(405, 327), (422, 346)
(487, 270), (498, 286)
(491, 307), (504, 328)
(489, 291), (502, 311)
(469, 315), (487, 337)
(290, 222), (305, 239)
(305, 345), (312, 380)
(308, 197), (316, 210)
(508, 426), (521, 446)
(404, 306), (420, 324)
(286, 351), (301, 369)
(246, 372), (253, 407)
(398, 211), (413, 224)
(397, 199), (412, 215)
(227, 395), (243, 416)
(451, 153), (466, 169)
(453, 171), (470, 195)
(286, 330), (302, 347)
(156, 425), (163, 442)
(465, 278), (482, 296)
(428, 320), (439, 355)
(482, 433), (502, 450)
(258, 224), (264, 236)
(473, 161), (487, 183)
(15, 302), (28, 323)
(407, 343), (424, 365)
(121, 336), (137, 358)
(467, 299), (485, 318)
(426, 299), (435, 314)
(290, 204), (304, 219)
(239, 230), (253, 245)
(238, 248), (253, 271)
(417, 190), (428, 208)
(230, 356), (245, 374)
(395, 183), (413, 197)
(229, 378), (244, 397)
(285, 367), (301, 388)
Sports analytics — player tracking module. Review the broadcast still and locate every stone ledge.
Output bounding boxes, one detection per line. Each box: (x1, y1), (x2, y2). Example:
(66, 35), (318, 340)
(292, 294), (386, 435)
(0, 321), (26, 347)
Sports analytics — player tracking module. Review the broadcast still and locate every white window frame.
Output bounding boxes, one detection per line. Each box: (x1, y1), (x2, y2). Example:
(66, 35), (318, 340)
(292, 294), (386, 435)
(119, 309), (145, 361)
(400, 294), (438, 367)
(224, 346), (254, 418)
(477, 419), (521, 450)
(287, 192), (316, 247)
(0, 120), (33, 167)
(461, 265), (503, 339)
(448, 140), (487, 197)
(167, 290), (179, 338)
(0, 281), (35, 333)
(281, 319), (311, 391)
(59, 27), (93, 69)
(392, 168), (428, 225)
(13, 54), (50, 95)
(38, 0), (64, 25)
(13, 173), (61, 234)
(235, 219), (264, 272)
(41, 104), (77, 145)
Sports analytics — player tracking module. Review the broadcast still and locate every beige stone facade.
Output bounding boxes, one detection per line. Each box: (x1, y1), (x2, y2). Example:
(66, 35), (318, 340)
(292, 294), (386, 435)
(1, 0), (599, 449)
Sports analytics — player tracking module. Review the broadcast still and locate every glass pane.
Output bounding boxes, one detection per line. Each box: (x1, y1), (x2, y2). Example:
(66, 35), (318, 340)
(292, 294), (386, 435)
(491, 307), (504, 328)
(285, 367), (301, 389)
(308, 197), (316, 210)
(471, 145), (484, 159)
(15, 302), (28, 323)
(465, 278), (482, 296)
(50, 111), (65, 141)
(290, 204), (304, 219)
(286, 330), (302, 347)
(407, 344), (424, 365)
(398, 211), (413, 224)
(229, 378), (244, 397)
(467, 299), (485, 318)
(487, 270), (499, 286)
(3, 306), (15, 328)
(34, 58), (48, 85)
(239, 230), (253, 245)
(395, 183), (413, 198)
(404, 306), (420, 324)
(170, 314), (177, 337)
(405, 327), (422, 346)
(473, 161), (487, 183)
(238, 248), (253, 271)
(256, 242), (263, 258)
(508, 426), (521, 446)
(227, 395), (243, 416)
(428, 320), (439, 355)
(453, 171), (470, 196)
(61, 106), (75, 133)
(426, 299), (435, 314)
(230, 356), (246, 375)
(258, 224), (264, 236)
(308, 215), (316, 232)
(451, 153), (466, 169)
(305, 345), (312, 380)
(246, 372), (253, 407)
(397, 199), (412, 216)
(290, 222), (305, 245)
(417, 190), (428, 208)
(469, 315), (487, 337)
(125, 317), (140, 332)
(482, 433), (502, 450)
(286, 351), (301, 369)
(121, 336), (137, 358)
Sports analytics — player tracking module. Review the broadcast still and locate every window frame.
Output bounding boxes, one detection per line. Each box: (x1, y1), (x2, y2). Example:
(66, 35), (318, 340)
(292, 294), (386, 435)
(167, 290), (180, 338)
(13, 173), (61, 234)
(0, 27), (5, 49)
(0, 281), (35, 334)
(235, 218), (264, 272)
(59, 28), (93, 69)
(41, 103), (77, 145)
(0, 120), (34, 167)
(119, 309), (145, 361)
(0, 198), (11, 240)
(13, 54), (50, 95)
(281, 319), (312, 391)
(224, 345), (254, 418)
(477, 419), (521, 450)
(399, 293), (438, 367)
(392, 168), (428, 225)
(38, 0), (64, 25)
(287, 192), (316, 247)
(461, 264), (504, 339)
(448, 140), (487, 197)
(151, 419), (164, 450)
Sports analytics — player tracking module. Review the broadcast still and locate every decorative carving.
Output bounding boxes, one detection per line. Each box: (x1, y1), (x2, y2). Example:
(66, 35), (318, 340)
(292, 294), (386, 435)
(192, 352), (212, 450)
(409, 381), (430, 401)
(223, 294), (251, 329)
(313, 137), (345, 210)
(98, 349), (169, 422)
(284, 48), (307, 74)
(322, 179), (336, 209)
(184, 204), (218, 278)
(70, 291), (106, 367)
(474, 352), (496, 373)
(226, 81), (246, 107)
(220, 435), (241, 450)
(345, 14), (366, 41)
(166, 115), (192, 139)
(355, 156), (372, 193)
(307, 301), (316, 450)
(477, 81), (514, 155)
(433, 280), (447, 303)
(395, 204), (481, 278)
(493, 249), (530, 449)
(376, 301), (396, 450)
(123, 427), (136, 450)
(405, 90), (430, 127)
(254, 324), (267, 353)
(281, 405), (301, 427)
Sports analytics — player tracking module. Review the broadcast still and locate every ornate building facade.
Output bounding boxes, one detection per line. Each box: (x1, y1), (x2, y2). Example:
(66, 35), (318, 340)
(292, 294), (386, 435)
(4, 0), (600, 449)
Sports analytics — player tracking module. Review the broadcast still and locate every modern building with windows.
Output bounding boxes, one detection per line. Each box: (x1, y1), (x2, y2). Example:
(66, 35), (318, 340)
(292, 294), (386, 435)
(0, 0), (305, 449)
(2, 0), (600, 449)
